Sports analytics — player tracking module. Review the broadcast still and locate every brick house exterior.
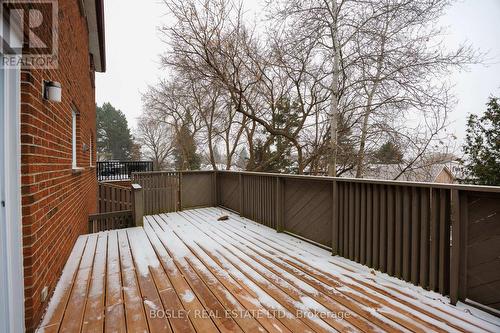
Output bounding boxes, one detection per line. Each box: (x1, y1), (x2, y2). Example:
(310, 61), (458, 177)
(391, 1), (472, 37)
(3, 1), (106, 331)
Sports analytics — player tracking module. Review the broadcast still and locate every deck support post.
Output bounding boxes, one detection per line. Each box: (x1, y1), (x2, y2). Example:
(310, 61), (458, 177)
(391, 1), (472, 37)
(131, 183), (144, 227)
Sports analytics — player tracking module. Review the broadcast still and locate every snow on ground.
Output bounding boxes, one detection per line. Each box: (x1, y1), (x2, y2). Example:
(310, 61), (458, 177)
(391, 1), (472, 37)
(175, 207), (500, 332)
(37, 206), (500, 333)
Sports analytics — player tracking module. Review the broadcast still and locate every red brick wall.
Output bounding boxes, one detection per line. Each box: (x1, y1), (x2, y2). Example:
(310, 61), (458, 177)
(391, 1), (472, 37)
(20, 1), (98, 331)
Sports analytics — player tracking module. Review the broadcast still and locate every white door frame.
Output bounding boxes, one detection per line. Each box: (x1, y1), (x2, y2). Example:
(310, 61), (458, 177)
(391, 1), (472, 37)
(0, 17), (25, 333)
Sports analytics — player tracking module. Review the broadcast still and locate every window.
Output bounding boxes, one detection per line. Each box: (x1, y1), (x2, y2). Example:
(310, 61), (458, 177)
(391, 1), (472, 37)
(72, 109), (78, 169)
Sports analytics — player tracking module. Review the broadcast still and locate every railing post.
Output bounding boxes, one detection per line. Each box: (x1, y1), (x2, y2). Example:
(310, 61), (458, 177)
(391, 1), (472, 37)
(178, 172), (183, 211)
(239, 173), (244, 216)
(212, 171), (218, 206)
(131, 183), (144, 227)
(332, 178), (339, 255)
(276, 176), (284, 232)
(450, 189), (468, 304)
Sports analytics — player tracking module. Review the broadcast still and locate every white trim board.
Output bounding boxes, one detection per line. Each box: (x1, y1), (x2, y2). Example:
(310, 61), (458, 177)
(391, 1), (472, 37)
(0, 37), (25, 333)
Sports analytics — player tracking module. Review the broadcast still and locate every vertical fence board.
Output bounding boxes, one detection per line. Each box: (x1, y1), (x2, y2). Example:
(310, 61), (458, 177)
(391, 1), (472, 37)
(366, 184), (373, 268)
(411, 187), (420, 285)
(438, 189), (450, 294)
(360, 183), (367, 265)
(348, 183), (355, 260)
(354, 183), (361, 261)
(339, 183), (345, 256)
(379, 185), (387, 273)
(332, 180), (339, 254)
(276, 177), (284, 232)
(402, 187), (411, 281)
(342, 183), (348, 256)
(429, 188), (439, 291)
(450, 189), (461, 304)
(420, 188), (430, 288)
(387, 186), (395, 276)
(372, 186), (380, 269)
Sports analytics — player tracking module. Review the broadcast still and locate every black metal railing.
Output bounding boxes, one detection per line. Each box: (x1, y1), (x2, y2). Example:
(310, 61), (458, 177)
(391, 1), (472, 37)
(96, 161), (153, 181)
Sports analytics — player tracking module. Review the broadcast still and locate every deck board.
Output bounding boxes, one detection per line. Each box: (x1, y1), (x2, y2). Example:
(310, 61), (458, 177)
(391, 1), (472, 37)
(105, 230), (126, 333)
(37, 207), (500, 333)
(179, 210), (400, 332)
(59, 234), (98, 332)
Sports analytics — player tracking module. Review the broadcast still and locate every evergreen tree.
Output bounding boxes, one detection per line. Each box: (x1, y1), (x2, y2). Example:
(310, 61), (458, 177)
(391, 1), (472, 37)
(236, 147), (248, 169)
(96, 103), (134, 160)
(463, 97), (500, 185)
(251, 97), (300, 172)
(172, 124), (201, 170)
(372, 140), (404, 164)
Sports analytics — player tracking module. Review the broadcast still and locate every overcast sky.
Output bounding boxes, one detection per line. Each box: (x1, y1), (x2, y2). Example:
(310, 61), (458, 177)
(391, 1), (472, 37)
(96, 0), (500, 142)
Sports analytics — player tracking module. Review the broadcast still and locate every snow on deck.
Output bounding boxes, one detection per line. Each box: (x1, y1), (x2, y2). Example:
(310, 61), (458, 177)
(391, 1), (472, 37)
(36, 207), (500, 333)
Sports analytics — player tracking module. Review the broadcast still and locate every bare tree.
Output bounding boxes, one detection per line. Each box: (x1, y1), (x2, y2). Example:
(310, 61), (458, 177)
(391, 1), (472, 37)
(268, 0), (479, 177)
(136, 115), (174, 170)
(142, 0), (480, 178)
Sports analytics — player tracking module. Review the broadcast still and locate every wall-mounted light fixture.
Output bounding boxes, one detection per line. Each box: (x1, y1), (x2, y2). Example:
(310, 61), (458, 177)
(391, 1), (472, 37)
(82, 143), (88, 153)
(43, 80), (62, 102)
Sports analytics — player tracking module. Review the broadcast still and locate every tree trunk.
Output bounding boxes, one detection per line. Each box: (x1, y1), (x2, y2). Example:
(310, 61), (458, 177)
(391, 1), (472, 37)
(328, 0), (340, 177)
(355, 30), (387, 178)
(207, 132), (217, 170)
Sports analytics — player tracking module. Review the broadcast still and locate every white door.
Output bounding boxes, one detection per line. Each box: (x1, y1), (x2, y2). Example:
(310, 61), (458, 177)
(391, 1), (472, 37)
(0, 53), (25, 332)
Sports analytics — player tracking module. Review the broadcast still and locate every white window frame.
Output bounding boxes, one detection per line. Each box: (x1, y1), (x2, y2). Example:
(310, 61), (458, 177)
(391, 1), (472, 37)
(0, 37), (25, 333)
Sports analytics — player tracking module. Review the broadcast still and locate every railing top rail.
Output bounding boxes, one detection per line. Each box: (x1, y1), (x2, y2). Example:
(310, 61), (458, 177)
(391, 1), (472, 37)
(131, 170), (214, 176)
(128, 169), (500, 193)
(97, 160), (154, 163)
(216, 170), (500, 193)
(98, 181), (131, 188)
(89, 210), (132, 219)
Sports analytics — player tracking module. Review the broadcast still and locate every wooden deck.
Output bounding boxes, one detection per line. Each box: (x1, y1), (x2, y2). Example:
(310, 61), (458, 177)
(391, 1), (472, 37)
(37, 207), (500, 333)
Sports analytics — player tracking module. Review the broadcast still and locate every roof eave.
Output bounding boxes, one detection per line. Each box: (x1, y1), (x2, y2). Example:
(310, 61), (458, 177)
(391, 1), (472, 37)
(85, 0), (106, 72)
(95, 0), (106, 72)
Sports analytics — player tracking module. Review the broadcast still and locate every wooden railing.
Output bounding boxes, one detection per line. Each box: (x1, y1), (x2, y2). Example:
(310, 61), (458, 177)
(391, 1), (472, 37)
(89, 182), (143, 233)
(88, 210), (133, 233)
(102, 169), (500, 312)
(218, 171), (500, 313)
(131, 171), (179, 215)
(98, 182), (132, 213)
(96, 160), (153, 181)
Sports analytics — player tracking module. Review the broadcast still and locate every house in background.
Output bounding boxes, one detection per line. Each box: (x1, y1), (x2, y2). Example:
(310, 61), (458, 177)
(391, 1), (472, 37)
(1, 0), (105, 331)
(344, 163), (456, 183)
